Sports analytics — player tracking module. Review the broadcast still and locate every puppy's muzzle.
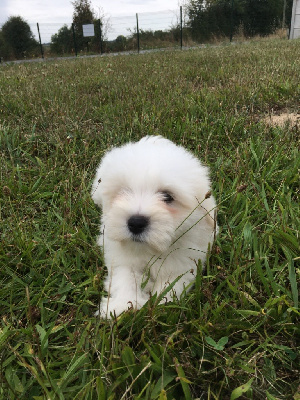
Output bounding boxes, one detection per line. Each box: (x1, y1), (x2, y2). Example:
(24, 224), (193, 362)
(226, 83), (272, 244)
(127, 215), (149, 235)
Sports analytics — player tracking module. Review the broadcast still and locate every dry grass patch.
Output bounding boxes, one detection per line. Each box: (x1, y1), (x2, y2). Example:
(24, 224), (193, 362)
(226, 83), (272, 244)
(263, 112), (300, 128)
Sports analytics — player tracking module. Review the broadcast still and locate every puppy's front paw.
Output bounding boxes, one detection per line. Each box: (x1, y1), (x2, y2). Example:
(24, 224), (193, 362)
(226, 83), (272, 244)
(95, 297), (132, 319)
(95, 293), (149, 319)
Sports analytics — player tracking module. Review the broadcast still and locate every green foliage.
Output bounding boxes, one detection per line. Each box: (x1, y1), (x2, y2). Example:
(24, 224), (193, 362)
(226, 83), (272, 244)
(187, 0), (293, 40)
(105, 29), (182, 53)
(72, 0), (96, 29)
(188, 0), (234, 40)
(0, 31), (12, 60)
(48, 1), (108, 56)
(0, 16), (39, 59)
(0, 38), (299, 399)
(50, 25), (74, 55)
(71, 0), (101, 53)
(241, 0), (292, 36)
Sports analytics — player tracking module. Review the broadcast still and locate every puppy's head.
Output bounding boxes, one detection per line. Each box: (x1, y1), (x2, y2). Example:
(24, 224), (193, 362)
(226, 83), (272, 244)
(91, 136), (215, 253)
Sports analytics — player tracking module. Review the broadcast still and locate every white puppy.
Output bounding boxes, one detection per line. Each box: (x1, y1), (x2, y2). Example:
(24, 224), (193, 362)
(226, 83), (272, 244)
(91, 136), (217, 318)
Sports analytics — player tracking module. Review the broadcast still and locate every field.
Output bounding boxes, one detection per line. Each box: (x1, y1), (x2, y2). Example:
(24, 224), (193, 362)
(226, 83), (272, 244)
(0, 39), (299, 399)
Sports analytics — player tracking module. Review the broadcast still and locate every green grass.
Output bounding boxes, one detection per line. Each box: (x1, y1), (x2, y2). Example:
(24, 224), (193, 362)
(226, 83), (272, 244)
(0, 39), (299, 399)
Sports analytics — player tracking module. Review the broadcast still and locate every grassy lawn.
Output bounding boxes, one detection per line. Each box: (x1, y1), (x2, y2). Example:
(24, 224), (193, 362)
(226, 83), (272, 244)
(0, 39), (299, 399)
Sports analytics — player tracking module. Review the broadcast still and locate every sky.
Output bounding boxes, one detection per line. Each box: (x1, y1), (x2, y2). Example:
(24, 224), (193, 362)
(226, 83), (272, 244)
(0, 0), (184, 41)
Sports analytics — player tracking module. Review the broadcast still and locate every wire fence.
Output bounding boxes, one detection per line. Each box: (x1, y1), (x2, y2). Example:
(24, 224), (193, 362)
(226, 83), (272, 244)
(35, 8), (183, 58)
(0, 4), (293, 62)
(24, 9), (180, 44)
(0, 8), (188, 61)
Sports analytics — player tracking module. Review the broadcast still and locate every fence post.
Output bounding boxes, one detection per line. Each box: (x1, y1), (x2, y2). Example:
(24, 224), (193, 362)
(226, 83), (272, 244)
(136, 13), (140, 53)
(98, 19), (103, 54)
(72, 24), (78, 56)
(37, 23), (44, 59)
(230, 0), (234, 42)
(180, 6), (183, 49)
(282, 0), (287, 29)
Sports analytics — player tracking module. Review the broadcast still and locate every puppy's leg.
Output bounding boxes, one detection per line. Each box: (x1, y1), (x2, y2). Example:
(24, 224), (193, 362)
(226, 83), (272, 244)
(96, 266), (149, 318)
(151, 272), (194, 302)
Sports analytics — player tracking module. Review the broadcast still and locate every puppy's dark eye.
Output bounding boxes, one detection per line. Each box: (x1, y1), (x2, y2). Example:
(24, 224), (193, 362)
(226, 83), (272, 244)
(161, 192), (174, 204)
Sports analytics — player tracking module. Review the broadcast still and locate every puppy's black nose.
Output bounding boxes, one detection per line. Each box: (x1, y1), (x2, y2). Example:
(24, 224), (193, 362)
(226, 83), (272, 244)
(127, 215), (149, 235)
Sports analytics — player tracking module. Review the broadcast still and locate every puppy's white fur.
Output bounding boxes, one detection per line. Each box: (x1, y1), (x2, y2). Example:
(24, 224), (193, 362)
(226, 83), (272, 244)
(92, 136), (217, 318)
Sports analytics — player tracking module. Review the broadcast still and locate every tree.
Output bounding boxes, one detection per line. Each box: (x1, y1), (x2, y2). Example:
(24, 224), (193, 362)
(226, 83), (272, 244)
(1, 16), (38, 59)
(0, 31), (11, 60)
(72, 0), (95, 50)
(242, 0), (289, 36)
(186, 0), (293, 41)
(49, 1), (110, 56)
(115, 35), (128, 51)
(72, 0), (96, 31)
(50, 25), (74, 55)
(187, 0), (236, 41)
(71, 0), (109, 52)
